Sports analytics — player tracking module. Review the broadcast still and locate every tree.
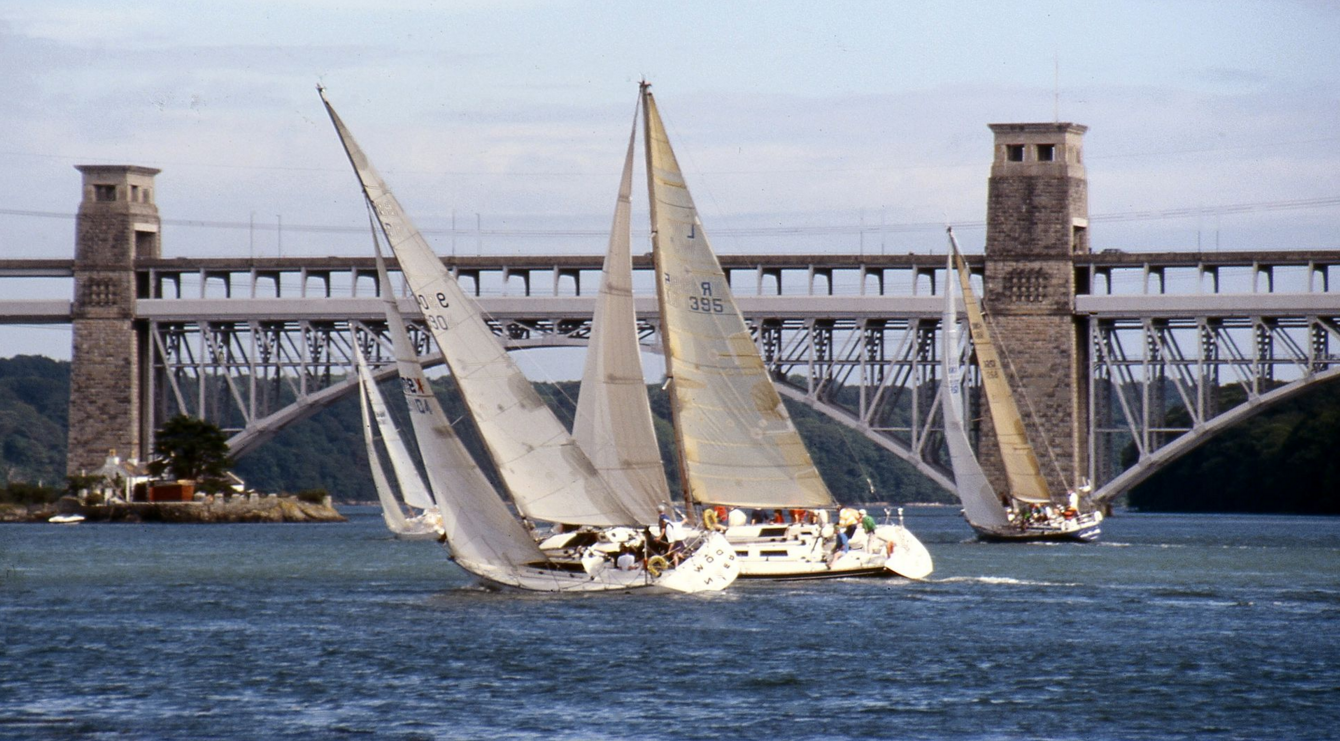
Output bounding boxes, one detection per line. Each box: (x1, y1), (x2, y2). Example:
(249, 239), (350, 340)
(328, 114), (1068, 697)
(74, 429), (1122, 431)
(148, 415), (233, 490)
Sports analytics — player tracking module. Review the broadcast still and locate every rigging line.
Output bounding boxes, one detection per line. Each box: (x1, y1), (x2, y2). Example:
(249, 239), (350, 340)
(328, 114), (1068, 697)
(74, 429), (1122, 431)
(980, 307), (1068, 489)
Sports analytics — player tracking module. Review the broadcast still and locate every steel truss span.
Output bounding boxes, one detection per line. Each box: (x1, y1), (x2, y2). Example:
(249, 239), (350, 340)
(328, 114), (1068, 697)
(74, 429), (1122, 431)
(1087, 314), (1340, 503)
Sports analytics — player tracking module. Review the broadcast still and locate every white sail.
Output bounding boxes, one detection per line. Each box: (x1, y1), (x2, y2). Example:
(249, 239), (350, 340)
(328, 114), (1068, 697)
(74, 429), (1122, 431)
(940, 232), (1010, 528)
(354, 344), (435, 512)
(948, 232), (1052, 504)
(573, 102), (672, 523)
(356, 365), (412, 533)
(642, 85), (832, 510)
(319, 88), (643, 528)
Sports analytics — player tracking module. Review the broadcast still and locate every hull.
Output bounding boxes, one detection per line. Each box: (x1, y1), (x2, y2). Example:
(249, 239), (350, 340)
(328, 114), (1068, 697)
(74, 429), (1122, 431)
(971, 511), (1103, 543)
(724, 523), (934, 581)
(390, 512), (444, 541)
(471, 531), (739, 594)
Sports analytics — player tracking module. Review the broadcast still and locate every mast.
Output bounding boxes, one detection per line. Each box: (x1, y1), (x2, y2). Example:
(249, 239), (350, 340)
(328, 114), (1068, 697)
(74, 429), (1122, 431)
(641, 81), (696, 520)
(947, 230), (1052, 505)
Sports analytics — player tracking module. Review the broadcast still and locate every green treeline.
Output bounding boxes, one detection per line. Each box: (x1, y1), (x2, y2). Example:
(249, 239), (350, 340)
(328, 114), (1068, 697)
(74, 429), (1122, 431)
(3, 354), (1338, 512)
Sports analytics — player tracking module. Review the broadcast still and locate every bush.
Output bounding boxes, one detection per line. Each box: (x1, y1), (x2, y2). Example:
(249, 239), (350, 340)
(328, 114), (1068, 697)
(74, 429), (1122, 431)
(0, 482), (62, 506)
(294, 488), (329, 505)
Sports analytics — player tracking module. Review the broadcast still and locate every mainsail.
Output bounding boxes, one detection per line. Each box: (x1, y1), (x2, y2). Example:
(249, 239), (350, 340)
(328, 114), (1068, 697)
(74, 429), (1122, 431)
(940, 231), (1011, 527)
(642, 84), (832, 510)
(572, 101), (671, 523)
(355, 361), (412, 533)
(948, 231), (1052, 504)
(320, 87), (644, 528)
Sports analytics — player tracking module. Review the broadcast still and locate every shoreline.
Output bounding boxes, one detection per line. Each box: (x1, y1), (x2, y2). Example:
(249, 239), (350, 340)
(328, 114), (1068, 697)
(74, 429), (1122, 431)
(0, 497), (346, 524)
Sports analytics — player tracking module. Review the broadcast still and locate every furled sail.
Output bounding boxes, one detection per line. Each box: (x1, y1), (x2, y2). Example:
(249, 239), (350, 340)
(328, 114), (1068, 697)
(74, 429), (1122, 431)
(641, 85), (832, 509)
(940, 231), (1011, 527)
(355, 362), (412, 533)
(319, 87), (643, 528)
(948, 232), (1052, 504)
(573, 101), (672, 523)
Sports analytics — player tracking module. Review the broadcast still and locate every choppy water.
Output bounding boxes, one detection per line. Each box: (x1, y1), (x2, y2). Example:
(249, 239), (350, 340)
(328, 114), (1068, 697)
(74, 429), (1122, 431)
(1, 507), (1337, 740)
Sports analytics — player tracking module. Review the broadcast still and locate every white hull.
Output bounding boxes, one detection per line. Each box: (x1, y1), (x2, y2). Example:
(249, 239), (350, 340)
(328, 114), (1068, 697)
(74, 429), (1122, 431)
(723, 523), (933, 581)
(471, 531), (738, 594)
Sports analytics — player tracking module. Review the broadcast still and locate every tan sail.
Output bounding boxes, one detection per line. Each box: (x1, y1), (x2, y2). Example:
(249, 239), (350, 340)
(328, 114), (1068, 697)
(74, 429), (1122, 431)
(642, 85), (831, 510)
(572, 101), (672, 523)
(950, 244), (1052, 504)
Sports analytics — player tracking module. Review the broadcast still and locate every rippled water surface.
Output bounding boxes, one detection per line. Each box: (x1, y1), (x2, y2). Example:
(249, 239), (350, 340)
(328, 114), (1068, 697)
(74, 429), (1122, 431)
(2, 508), (1338, 740)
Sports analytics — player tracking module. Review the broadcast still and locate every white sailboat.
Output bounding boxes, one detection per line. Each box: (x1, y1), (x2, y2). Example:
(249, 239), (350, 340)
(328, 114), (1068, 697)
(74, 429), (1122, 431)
(941, 228), (1102, 542)
(639, 83), (932, 579)
(320, 86), (738, 592)
(353, 342), (443, 540)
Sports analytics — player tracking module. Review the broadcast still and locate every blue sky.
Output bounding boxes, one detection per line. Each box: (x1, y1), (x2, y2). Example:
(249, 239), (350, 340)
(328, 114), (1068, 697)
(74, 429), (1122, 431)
(1, 0), (1338, 359)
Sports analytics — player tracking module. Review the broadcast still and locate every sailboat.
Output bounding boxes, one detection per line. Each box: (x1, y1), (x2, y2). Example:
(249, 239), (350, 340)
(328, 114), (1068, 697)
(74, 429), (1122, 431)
(941, 227), (1102, 542)
(353, 341), (443, 540)
(320, 86), (739, 592)
(639, 83), (933, 579)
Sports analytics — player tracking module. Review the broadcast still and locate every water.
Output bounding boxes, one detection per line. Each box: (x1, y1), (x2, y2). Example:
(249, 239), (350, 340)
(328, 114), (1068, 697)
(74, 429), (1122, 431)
(2, 508), (1337, 740)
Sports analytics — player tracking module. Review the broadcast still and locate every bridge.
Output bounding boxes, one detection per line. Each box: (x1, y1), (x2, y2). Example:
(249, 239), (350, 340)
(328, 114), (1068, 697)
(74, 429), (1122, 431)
(3, 126), (1338, 505)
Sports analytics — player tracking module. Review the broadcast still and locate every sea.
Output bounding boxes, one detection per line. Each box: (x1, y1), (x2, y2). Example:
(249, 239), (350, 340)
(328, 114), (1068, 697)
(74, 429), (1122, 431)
(1, 506), (1337, 741)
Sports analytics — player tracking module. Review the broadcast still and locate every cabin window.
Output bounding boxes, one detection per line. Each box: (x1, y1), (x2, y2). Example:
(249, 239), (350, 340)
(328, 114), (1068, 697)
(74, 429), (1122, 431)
(760, 550), (789, 558)
(94, 184), (117, 202)
(1006, 144), (1025, 162)
(1037, 144), (1055, 162)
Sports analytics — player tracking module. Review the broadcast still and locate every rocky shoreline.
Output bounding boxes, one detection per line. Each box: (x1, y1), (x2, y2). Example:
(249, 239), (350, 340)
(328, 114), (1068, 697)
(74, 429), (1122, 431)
(0, 497), (346, 524)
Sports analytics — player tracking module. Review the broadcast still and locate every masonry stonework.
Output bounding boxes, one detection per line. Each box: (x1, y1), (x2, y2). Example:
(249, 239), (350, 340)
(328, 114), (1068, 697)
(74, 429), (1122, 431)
(977, 123), (1090, 499)
(66, 165), (160, 475)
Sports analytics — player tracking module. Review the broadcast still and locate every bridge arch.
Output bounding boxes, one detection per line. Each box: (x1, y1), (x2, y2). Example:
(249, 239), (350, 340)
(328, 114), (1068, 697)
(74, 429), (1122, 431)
(1091, 367), (1340, 504)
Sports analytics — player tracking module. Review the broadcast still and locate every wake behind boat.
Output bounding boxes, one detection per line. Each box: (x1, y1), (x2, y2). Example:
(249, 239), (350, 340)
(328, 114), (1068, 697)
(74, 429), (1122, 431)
(319, 86), (738, 593)
(940, 228), (1102, 543)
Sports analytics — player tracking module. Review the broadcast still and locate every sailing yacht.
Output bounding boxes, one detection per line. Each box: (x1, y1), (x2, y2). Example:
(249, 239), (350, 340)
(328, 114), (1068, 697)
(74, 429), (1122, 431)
(353, 342), (443, 540)
(941, 228), (1102, 542)
(637, 83), (933, 579)
(320, 87), (738, 592)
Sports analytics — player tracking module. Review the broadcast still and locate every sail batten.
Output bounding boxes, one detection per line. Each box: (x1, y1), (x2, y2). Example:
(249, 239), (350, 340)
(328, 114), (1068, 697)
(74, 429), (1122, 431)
(642, 87), (832, 510)
(948, 234), (1052, 505)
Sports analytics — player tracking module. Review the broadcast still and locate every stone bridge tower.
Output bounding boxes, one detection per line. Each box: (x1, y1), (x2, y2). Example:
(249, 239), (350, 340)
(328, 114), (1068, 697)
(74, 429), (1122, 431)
(66, 165), (160, 474)
(977, 123), (1090, 498)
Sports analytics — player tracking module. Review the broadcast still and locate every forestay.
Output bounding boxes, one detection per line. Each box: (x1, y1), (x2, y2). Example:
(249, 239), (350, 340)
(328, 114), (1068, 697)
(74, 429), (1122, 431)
(572, 101), (672, 524)
(949, 235), (1052, 504)
(642, 87), (831, 510)
(320, 88), (644, 528)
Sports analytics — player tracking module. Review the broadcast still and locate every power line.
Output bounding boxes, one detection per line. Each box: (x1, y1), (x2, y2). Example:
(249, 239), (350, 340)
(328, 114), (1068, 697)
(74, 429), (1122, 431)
(2, 195), (1337, 239)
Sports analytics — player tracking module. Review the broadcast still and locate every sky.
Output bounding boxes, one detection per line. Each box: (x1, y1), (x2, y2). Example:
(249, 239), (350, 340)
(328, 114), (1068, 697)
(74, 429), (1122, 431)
(1, 0), (1338, 361)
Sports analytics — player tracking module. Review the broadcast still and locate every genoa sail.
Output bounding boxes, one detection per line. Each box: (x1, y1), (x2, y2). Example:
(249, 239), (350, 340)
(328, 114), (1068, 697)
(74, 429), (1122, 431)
(641, 85), (832, 510)
(354, 342), (435, 513)
(940, 232), (1011, 528)
(573, 101), (672, 523)
(355, 361), (412, 533)
(320, 87), (644, 529)
(947, 231), (1051, 504)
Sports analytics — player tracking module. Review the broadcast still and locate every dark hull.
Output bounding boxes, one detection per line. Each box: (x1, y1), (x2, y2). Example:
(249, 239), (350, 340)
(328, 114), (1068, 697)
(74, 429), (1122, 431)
(972, 522), (1102, 543)
(736, 566), (891, 581)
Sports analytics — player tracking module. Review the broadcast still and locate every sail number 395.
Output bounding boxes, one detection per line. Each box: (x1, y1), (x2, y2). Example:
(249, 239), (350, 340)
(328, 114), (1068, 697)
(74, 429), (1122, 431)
(687, 282), (724, 314)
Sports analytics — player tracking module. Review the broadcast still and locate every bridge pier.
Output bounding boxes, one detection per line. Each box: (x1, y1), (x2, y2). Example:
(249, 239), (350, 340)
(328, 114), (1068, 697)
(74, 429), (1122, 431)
(978, 123), (1091, 497)
(66, 165), (160, 475)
